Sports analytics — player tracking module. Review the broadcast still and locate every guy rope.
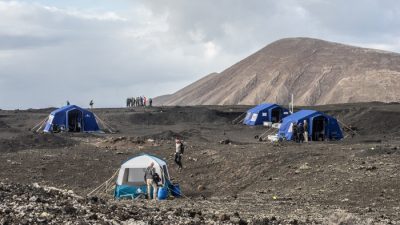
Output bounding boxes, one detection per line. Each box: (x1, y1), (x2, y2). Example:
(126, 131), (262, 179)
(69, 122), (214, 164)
(87, 169), (119, 196)
(232, 112), (246, 124)
(337, 119), (359, 138)
(31, 117), (48, 133)
(94, 114), (116, 133)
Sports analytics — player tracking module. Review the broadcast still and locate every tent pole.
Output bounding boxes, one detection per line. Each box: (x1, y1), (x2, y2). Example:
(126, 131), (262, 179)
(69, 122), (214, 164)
(291, 94), (294, 113)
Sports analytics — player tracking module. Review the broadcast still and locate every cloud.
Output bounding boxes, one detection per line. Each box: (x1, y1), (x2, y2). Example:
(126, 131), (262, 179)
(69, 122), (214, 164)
(0, 1), (228, 109)
(0, 0), (400, 109)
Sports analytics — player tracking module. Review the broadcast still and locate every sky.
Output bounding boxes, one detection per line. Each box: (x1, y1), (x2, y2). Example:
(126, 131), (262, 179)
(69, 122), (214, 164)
(1, 0), (400, 109)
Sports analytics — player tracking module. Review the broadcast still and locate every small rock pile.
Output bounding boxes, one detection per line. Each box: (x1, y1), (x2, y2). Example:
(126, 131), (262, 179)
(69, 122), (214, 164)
(0, 182), (292, 225)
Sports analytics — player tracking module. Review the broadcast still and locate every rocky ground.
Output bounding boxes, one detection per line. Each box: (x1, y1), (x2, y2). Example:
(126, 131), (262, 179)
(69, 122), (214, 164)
(0, 103), (399, 224)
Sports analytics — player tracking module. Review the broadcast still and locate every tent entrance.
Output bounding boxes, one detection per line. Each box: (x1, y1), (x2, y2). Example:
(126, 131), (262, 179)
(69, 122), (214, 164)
(271, 108), (282, 123)
(67, 109), (83, 132)
(312, 116), (327, 141)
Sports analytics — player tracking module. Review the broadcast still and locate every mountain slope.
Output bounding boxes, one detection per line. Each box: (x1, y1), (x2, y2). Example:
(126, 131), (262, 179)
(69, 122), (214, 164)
(156, 37), (400, 106)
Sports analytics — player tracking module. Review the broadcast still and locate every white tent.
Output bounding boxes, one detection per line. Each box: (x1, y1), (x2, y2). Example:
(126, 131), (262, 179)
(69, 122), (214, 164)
(116, 154), (170, 186)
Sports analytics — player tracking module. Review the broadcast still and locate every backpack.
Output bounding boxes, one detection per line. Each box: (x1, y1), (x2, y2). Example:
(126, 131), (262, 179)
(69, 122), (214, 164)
(152, 172), (161, 183)
(180, 143), (185, 154)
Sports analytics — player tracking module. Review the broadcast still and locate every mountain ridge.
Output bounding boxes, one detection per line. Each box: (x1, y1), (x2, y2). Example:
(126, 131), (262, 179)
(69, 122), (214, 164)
(155, 37), (400, 106)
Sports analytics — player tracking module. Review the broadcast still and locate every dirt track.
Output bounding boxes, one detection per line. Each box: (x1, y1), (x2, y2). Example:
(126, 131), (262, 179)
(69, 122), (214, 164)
(0, 103), (400, 224)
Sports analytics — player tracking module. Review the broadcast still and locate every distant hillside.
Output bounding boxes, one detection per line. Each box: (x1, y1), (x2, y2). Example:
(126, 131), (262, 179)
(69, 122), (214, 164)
(155, 37), (400, 106)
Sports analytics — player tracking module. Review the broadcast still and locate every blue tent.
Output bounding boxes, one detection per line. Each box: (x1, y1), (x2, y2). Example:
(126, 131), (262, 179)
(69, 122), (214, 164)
(43, 105), (100, 133)
(114, 154), (180, 199)
(243, 103), (290, 125)
(278, 110), (343, 141)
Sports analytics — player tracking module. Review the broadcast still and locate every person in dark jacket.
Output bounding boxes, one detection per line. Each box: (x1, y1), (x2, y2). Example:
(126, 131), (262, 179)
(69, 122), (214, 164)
(89, 100), (94, 109)
(144, 162), (158, 200)
(298, 123), (305, 143)
(292, 123), (298, 142)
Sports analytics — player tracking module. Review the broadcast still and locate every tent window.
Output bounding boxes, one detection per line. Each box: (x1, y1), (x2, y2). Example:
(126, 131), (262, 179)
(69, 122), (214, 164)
(312, 116), (327, 141)
(122, 168), (146, 186)
(68, 109), (83, 132)
(271, 108), (282, 123)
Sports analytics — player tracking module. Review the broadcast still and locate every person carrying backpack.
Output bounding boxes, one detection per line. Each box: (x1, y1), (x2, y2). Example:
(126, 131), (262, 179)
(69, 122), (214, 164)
(144, 162), (159, 200)
(174, 138), (184, 171)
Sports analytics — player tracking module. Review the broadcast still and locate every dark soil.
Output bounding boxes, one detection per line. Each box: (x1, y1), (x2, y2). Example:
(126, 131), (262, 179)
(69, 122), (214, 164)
(0, 134), (77, 153)
(0, 103), (399, 224)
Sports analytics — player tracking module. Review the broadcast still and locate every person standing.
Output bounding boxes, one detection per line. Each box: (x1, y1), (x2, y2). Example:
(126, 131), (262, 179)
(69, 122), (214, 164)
(174, 138), (184, 171)
(303, 120), (309, 142)
(144, 96), (147, 107)
(298, 123), (305, 143)
(89, 100), (94, 109)
(144, 162), (158, 200)
(149, 98), (153, 107)
(292, 123), (298, 142)
(66, 100), (70, 106)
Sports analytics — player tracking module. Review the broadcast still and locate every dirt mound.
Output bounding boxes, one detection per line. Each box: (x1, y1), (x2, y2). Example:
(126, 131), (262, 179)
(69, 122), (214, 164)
(179, 129), (202, 138)
(142, 130), (182, 140)
(129, 107), (234, 125)
(0, 120), (9, 128)
(0, 134), (76, 152)
(142, 129), (202, 141)
(95, 136), (145, 150)
(0, 182), (286, 225)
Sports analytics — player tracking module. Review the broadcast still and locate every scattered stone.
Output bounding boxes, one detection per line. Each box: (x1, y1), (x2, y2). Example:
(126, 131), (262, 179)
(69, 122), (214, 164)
(29, 196), (37, 202)
(219, 139), (231, 144)
(197, 185), (206, 191)
(299, 163), (311, 170)
(219, 213), (230, 221)
(366, 165), (377, 171)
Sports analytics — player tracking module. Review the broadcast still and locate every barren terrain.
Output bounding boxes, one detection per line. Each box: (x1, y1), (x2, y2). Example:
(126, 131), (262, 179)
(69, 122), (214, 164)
(0, 103), (400, 224)
(155, 38), (400, 106)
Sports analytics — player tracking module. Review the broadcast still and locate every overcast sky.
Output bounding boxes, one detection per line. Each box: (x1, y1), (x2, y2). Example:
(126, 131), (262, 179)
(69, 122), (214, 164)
(1, 0), (400, 109)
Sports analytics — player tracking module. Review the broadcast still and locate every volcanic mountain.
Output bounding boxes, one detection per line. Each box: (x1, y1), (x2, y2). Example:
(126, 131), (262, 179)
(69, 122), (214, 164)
(155, 37), (400, 106)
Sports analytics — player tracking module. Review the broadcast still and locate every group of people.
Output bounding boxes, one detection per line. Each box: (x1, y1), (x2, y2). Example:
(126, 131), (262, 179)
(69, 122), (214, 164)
(291, 120), (309, 143)
(144, 137), (185, 200)
(126, 96), (152, 107)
